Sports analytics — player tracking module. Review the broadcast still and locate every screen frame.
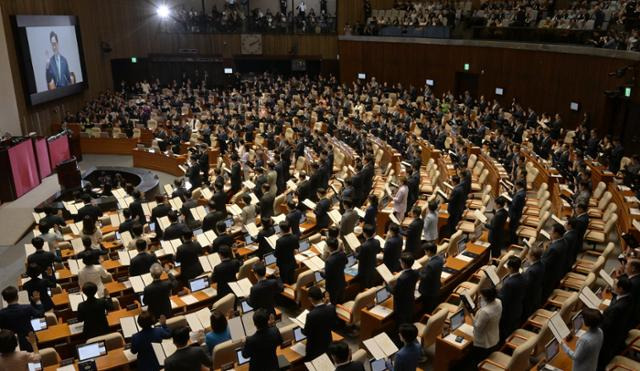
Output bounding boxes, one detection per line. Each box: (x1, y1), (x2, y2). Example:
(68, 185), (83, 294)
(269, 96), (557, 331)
(188, 276), (209, 292)
(450, 308), (465, 331)
(77, 341), (107, 361)
(12, 15), (89, 106)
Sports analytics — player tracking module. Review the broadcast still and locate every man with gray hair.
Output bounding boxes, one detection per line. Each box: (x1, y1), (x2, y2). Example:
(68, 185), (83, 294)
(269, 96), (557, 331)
(142, 263), (178, 318)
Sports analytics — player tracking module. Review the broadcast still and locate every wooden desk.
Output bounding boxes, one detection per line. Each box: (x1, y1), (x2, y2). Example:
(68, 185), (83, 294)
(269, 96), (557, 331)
(79, 137), (138, 155)
(132, 148), (187, 177)
(44, 347), (134, 371)
(36, 323), (72, 345)
(434, 313), (474, 371)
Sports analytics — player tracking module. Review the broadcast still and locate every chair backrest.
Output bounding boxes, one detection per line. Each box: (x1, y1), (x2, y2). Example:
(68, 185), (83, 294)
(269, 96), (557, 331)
(351, 288), (377, 326)
(603, 203), (617, 219)
(620, 156), (632, 171)
(601, 242), (615, 260)
(352, 349), (368, 364)
(295, 156), (306, 171)
(132, 128), (141, 138)
(507, 333), (537, 370)
(44, 312), (58, 326)
(473, 161), (485, 177)
(211, 293), (235, 316)
(582, 273), (597, 290)
(537, 211), (550, 231)
(294, 270), (316, 303)
(559, 293), (579, 323)
(598, 192), (612, 210)
(86, 332), (124, 351)
(238, 257), (259, 281)
(447, 230), (464, 257)
(603, 214), (618, 234)
(468, 154), (478, 169)
(478, 169), (489, 185)
(422, 307), (448, 348)
(593, 182), (607, 200)
(539, 200), (552, 217)
(278, 322), (298, 344)
(39, 348), (61, 367)
(166, 315), (188, 331)
(536, 183), (548, 199)
(212, 339), (244, 369)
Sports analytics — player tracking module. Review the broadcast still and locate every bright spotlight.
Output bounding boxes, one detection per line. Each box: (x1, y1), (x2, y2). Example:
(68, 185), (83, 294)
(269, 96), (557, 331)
(157, 5), (170, 18)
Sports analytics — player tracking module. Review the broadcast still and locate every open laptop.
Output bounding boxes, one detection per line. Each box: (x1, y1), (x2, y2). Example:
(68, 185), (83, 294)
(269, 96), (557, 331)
(30, 318), (48, 332)
(375, 288), (391, 305)
(236, 348), (250, 365)
(27, 361), (42, 371)
(264, 253), (276, 266)
(299, 239), (310, 252)
(370, 358), (389, 371)
(240, 300), (254, 314)
(244, 234), (253, 244)
(293, 326), (306, 342)
(314, 271), (324, 284)
(545, 339), (559, 363)
(450, 308), (465, 332)
(225, 218), (234, 229)
(572, 311), (584, 332)
(77, 341), (107, 362)
(188, 276), (209, 292)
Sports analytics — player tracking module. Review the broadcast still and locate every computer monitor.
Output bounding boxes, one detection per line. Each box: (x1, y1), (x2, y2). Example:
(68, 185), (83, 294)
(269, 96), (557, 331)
(224, 68), (233, 74)
(346, 254), (356, 267)
(77, 341), (107, 362)
(370, 358), (388, 371)
(572, 311), (584, 331)
(545, 339), (559, 362)
(236, 349), (250, 365)
(241, 300), (254, 314)
(299, 239), (310, 252)
(188, 276), (209, 292)
(314, 271), (324, 283)
(27, 362), (42, 371)
(450, 308), (465, 332)
(30, 318), (47, 332)
(225, 218), (234, 228)
(293, 326), (306, 342)
(244, 234), (253, 244)
(264, 253), (276, 266)
(375, 288), (391, 305)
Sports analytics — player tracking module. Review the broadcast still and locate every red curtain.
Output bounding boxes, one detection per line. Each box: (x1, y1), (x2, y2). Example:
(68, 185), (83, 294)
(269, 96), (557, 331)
(8, 140), (40, 198)
(35, 138), (52, 179)
(48, 135), (71, 170)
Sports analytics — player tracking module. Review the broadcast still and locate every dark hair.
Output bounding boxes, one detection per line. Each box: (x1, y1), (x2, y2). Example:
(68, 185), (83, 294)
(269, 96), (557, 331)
(552, 223), (566, 236)
(368, 195), (379, 208)
(123, 208), (131, 218)
(49, 31), (58, 43)
(0, 329), (18, 354)
(327, 226), (339, 238)
(399, 323), (418, 342)
(412, 205), (422, 216)
(400, 252), (415, 268)
(31, 237), (45, 249)
(1, 286), (18, 303)
(343, 198), (353, 209)
(132, 223), (144, 237)
(219, 245), (232, 259)
(628, 259), (640, 274)
(582, 308), (602, 328)
(308, 286), (323, 301)
(82, 236), (92, 248)
(216, 220), (227, 233)
(388, 223), (400, 234)
(182, 229), (194, 241)
(82, 282), (98, 298)
(423, 242), (437, 255)
(253, 262), (266, 277)
(38, 222), (50, 234)
(480, 286), (497, 302)
(172, 326), (190, 347)
(253, 309), (269, 329)
(168, 211), (179, 222)
(136, 239), (147, 251)
(507, 256), (522, 271)
(328, 341), (350, 364)
(82, 215), (96, 235)
(617, 275), (632, 293)
(428, 201), (438, 211)
(137, 311), (156, 329)
(279, 220), (291, 233)
(495, 197), (506, 207)
(210, 311), (228, 334)
(363, 224), (375, 237)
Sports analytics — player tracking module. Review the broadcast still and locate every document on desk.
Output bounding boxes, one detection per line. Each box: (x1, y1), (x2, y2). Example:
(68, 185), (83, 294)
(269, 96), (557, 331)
(228, 316), (245, 340)
(56, 365), (76, 371)
(69, 293), (85, 311)
(369, 305), (393, 319)
(291, 342), (306, 356)
(444, 333), (469, 346)
(120, 316), (139, 338)
(363, 332), (398, 360)
(180, 294), (198, 306)
(458, 323), (474, 337)
(245, 223), (260, 238)
(549, 312), (570, 342)
(69, 322), (84, 335)
(304, 353), (334, 371)
(456, 254), (473, 262)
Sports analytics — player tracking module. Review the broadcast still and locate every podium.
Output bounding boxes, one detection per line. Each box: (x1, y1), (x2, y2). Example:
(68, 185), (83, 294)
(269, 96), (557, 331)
(57, 157), (82, 191)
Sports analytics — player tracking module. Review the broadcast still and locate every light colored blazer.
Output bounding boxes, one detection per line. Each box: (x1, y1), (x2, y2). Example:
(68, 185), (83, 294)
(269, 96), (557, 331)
(473, 298), (502, 348)
(561, 327), (603, 371)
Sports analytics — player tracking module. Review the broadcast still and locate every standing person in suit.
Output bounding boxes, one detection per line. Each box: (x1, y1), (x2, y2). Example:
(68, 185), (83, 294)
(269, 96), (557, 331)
(77, 282), (113, 338)
(131, 311), (172, 371)
(354, 224), (381, 289)
(22, 263), (56, 312)
(403, 206), (424, 259)
(509, 180), (527, 244)
(164, 326), (212, 371)
(422, 201), (439, 243)
(248, 263), (284, 316)
(26, 237), (60, 274)
(162, 211), (191, 241)
(363, 195), (378, 227)
(393, 323), (421, 371)
(285, 200), (303, 237)
(274, 221), (299, 284)
(150, 195), (171, 229)
(522, 246), (545, 320)
(175, 230), (203, 284)
(230, 153), (243, 194)
(242, 309), (283, 371)
(0, 286), (43, 351)
(623, 259), (640, 326)
(387, 253), (419, 327)
(328, 341), (365, 371)
(212, 182), (227, 214)
(541, 224), (569, 300)
(75, 195), (103, 223)
(563, 218), (581, 270)
(143, 263), (178, 319)
(211, 245), (240, 298)
(498, 256), (527, 341)
(599, 276), (635, 369)
(129, 240), (158, 277)
(322, 238), (347, 305)
(46, 31), (72, 89)
(259, 183), (277, 220)
(406, 166), (420, 212)
(129, 191), (147, 225)
(486, 196), (508, 258)
(573, 203), (589, 249)
(210, 221), (234, 254)
(118, 208), (136, 234)
(446, 175), (466, 236)
(303, 286), (338, 361)
(313, 188), (331, 229)
(418, 242), (444, 313)
(561, 308), (603, 371)
(383, 223), (403, 273)
(465, 287), (503, 369)
(391, 176), (409, 222)
(339, 198), (359, 238)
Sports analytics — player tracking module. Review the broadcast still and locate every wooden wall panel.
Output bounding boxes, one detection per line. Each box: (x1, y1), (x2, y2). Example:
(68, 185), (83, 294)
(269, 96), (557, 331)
(339, 39), (635, 136)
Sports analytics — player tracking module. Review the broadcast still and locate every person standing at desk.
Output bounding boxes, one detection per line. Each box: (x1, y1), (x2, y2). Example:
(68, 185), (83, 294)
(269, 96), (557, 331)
(303, 286), (337, 361)
(211, 245), (240, 298)
(323, 238), (347, 305)
(383, 223), (403, 273)
(393, 323), (421, 371)
(26, 237), (60, 274)
(77, 282), (113, 338)
(446, 175), (466, 236)
(403, 206), (423, 259)
(314, 188), (331, 229)
(418, 242), (444, 313)
(598, 276), (634, 369)
(22, 263), (56, 312)
(422, 200), (439, 244)
(391, 176), (409, 223)
(561, 308), (603, 371)
(339, 198), (359, 238)
(387, 253), (419, 327)
(466, 287), (502, 369)
(354, 224), (381, 289)
(328, 341), (365, 371)
(486, 196), (508, 258)
(162, 211), (190, 241)
(274, 220), (299, 284)
(175, 230), (203, 284)
(248, 263), (283, 316)
(0, 329), (40, 369)
(0, 286), (43, 352)
(522, 246), (545, 320)
(498, 256), (526, 341)
(164, 326), (212, 371)
(131, 311), (171, 371)
(509, 179), (527, 244)
(129, 239), (158, 277)
(143, 263), (178, 319)
(242, 309), (283, 371)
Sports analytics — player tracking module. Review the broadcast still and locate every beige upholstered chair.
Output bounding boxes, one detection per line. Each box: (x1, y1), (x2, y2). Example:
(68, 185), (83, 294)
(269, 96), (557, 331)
(86, 332), (125, 351)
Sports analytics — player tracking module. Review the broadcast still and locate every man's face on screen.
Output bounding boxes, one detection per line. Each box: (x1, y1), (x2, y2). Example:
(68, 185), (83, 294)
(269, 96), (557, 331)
(50, 36), (59, 55)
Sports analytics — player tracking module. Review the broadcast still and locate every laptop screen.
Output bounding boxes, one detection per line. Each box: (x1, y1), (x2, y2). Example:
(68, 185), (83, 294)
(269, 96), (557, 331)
(149, 223), (156, 232)
(225, 218), (234, 228)
(274, 225), (281, 234)
(27, 362), (42, 371)
(457, 236), (467, 255)
(241, 300), (254, 314)
(77, 341), (107, 361)
(370, 358), (388, 371)
(375, 288), (391, 305)
(572, 311), (584, 331)
(189, 276), (209, 292)
(314, 271), (324, 283)
(236, 349), (250, 365)
(244, 234), (253, 244)
(346, 254), (356, 267)
(450, 308), (465, 331)
(293, 326), (306, 342)
(30, 318), (47, 332)
(264, 253), (276, 266)
(299, 239), (310, 252)
(193, 228), (203, 236)
(545, 339), (559, 361)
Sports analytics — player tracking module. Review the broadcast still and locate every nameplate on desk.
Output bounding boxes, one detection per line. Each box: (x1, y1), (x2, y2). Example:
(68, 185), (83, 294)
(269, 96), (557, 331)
(441, 271), (452, 280)
(180, 294), (198, 305)
(456, 254), (473, 262)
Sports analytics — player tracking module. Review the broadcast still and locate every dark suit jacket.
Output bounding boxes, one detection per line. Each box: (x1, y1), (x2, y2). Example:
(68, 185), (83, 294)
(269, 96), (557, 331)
(563, 230), (580, 269)
(211, 234), (234, 254)
(27, 250), (59, 272)
(23, 276), (56, 311)
(286, 209), (302, 236)
(509, 189), (527, 226)
(448, 184), (466, 222)
(242, 327), (283, 371)
(355, 238), (381, 289)
(151, 204), (172, 227)
(324, 251), (347, 300)
(274, 234), (299, 284)
(163, 223), (190, 241)
(419, 255), (444, 302)
(211, 259), (241, 298)
(314, 198), (331, 229)
(498, 273), (527, 337)
(259, 192), (276, 220)
(335, 362), (365, 371)
(213, 191), (227, 214)
(176, 241), (203, 281)
(164, 345), (212, 371)
(77, 297), (113, 338)
(129, 200), (147, 224)
(129, 252), (158, 277)
(76, 204), (103, 223)
(0, 303), (43, 351)
(487, 208), (508, 251)
(522, 260), (545, 318)
(143, 276), (177, 318)
(231, 163), (242, 191)
(600, 294), (634, 365)
(202, 211), (225, 232)
(541, 239), (568, 295)
(390, 269), (419, 324)
(47, 54), (71, 87)
(118, 218), (135, 234)
(248, 279), (284, 314)
(383, 235), (403, 272)
(303, 303), (338, 360)
(403, 218), (423, 256)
